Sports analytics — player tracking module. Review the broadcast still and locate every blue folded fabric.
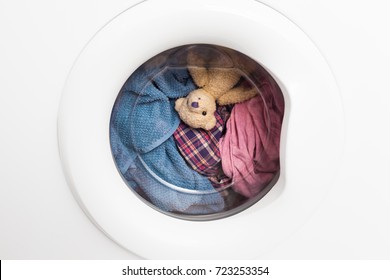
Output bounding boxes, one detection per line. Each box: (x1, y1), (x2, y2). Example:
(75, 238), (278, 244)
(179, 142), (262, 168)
(110, 49), (225, 214)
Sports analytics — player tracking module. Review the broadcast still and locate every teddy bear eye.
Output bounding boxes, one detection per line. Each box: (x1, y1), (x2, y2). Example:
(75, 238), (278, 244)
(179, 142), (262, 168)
(202, 111), (207, 116)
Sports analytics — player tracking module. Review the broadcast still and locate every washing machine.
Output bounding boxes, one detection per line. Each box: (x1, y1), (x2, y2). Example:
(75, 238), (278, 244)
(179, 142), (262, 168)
(0, 0), (389, 259)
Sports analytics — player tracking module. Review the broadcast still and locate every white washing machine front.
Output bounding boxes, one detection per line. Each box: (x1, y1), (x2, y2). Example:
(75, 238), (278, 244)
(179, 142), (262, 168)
(58, 0), (343, 259)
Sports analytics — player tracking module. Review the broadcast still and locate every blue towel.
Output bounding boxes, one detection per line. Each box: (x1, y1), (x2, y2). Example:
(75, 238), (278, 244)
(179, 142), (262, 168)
(110, 49), (225, 214)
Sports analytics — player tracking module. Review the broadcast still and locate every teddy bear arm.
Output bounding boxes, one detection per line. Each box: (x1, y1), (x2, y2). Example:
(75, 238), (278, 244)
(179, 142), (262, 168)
(203, 116), (217, 130)
(206, 69), (241, 97)
(217, 86), (258, 105)
(188, 67), (209, 87)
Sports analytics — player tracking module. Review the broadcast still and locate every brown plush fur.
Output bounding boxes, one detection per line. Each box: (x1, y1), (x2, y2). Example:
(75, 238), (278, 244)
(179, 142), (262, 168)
(175, 50), (258, 130)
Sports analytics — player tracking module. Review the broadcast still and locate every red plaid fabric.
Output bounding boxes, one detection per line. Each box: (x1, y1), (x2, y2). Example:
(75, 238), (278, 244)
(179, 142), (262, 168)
(174, 107), (232, 188)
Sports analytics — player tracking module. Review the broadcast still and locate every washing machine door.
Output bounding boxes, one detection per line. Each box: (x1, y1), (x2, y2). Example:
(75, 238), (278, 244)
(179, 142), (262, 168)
(58, 0), (344, 259)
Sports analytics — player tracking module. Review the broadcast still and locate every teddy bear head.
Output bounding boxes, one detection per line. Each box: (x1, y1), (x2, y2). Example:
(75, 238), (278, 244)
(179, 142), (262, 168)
(175, 89), (217, 130)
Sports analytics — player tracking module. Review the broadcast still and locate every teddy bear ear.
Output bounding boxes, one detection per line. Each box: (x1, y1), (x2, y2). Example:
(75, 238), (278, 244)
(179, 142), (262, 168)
(175, 98), (185, 111)
(203, 117), (217, 130)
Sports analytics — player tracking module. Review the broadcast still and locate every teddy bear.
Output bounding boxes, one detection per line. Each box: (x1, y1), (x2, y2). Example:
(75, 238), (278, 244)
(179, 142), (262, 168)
(175, 50), (258, 130)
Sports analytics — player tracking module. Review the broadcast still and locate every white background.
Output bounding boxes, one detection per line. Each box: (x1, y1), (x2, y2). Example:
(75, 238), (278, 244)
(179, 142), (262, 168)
(1, 0), (390, 259)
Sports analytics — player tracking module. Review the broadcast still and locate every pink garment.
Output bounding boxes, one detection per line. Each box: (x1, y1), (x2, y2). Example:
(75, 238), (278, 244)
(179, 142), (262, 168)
(219, 81), (284, 198)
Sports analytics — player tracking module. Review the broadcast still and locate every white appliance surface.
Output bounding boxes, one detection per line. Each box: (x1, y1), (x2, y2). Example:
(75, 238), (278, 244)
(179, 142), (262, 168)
(0, 0), (389, 259)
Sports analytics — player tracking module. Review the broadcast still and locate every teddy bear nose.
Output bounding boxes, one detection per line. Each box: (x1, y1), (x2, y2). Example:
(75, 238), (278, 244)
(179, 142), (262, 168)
(191, 102), (199, 108)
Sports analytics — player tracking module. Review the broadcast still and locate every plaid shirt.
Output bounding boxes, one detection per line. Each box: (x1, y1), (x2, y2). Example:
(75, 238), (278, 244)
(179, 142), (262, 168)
(174, 107), (232, 188)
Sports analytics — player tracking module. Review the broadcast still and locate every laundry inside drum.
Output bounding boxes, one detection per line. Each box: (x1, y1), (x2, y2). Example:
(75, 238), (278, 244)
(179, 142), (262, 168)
(109, 44), (285, 220)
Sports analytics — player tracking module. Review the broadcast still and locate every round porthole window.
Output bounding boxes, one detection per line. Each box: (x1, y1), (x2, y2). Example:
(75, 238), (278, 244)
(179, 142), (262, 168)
(110, 44), (284, 220)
